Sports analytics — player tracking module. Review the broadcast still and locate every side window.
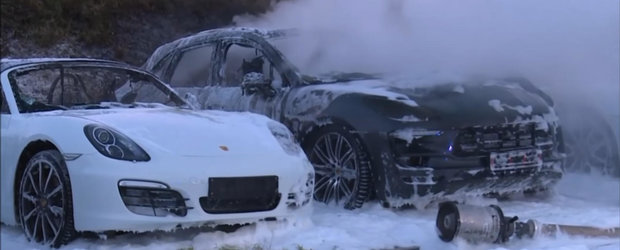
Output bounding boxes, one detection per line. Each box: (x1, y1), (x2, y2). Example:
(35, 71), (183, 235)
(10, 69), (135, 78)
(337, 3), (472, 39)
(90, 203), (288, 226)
(1, 86), (9, 114)
(222, 44), (283, 88)
(170, 45), (214, 87)
(12, 68), (117, 107)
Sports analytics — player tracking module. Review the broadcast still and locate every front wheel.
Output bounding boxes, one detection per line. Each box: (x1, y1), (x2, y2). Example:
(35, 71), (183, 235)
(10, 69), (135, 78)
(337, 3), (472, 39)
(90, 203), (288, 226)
(562, 108), (620, 177)
(18, 150), (76, 247)
(303, 125), (372, 209)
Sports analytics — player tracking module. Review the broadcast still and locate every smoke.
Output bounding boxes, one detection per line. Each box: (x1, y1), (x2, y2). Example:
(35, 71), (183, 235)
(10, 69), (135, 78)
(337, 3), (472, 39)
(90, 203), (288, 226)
(234, 0), (620, 156)
(234, 0), (618, 101)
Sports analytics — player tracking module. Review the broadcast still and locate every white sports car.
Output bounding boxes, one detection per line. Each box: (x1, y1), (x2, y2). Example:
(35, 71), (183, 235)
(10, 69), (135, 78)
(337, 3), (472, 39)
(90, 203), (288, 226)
(0, 58), (314, 247)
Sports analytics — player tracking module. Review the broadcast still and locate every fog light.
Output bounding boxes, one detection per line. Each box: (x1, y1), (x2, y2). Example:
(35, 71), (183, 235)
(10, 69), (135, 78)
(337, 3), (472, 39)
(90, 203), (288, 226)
(118, 181), (190, 217)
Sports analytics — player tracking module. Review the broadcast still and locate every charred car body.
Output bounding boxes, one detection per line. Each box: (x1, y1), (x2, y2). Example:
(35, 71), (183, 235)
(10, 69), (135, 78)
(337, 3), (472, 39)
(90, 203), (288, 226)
(145, 28), (565, 209)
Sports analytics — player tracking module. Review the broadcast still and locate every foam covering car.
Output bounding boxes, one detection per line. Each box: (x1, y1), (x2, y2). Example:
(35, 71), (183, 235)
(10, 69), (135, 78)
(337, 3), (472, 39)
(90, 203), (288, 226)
(0, 58), (314, 247)
(144, 28), (565, 210)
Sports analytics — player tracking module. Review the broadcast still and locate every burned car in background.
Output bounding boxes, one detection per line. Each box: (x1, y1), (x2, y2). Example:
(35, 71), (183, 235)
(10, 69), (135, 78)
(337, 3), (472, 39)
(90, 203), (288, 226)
(0, 58), (314, 247)
(144, 28), (565, 209)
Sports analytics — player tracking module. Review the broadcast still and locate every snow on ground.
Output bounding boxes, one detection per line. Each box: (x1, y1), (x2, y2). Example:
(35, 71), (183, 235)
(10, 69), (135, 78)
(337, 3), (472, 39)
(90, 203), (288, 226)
(2, 173), (618, 250)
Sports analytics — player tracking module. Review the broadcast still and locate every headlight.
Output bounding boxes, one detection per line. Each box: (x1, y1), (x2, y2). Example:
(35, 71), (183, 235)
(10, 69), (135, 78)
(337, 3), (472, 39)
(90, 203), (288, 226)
(267, 122), (302, 155)
(84, 124), (150, 161)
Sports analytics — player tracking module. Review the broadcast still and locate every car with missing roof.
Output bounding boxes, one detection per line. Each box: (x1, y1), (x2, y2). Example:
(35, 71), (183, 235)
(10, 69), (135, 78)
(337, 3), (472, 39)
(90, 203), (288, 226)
(144, 27), (566, 210)
(0, 58), (314, 247)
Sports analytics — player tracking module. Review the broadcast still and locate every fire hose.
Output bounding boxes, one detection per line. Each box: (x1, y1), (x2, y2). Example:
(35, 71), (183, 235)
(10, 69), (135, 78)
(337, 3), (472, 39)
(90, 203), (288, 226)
(435, 201), (620, 244)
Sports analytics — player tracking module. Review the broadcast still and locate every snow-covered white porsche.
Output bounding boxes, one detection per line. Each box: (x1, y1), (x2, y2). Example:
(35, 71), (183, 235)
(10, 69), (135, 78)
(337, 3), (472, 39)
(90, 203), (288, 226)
(0, 58), (314, 247)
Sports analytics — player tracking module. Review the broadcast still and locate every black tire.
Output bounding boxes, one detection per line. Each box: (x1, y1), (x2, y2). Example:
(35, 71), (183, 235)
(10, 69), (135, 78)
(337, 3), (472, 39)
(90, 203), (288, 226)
(303, 125), (372, 209)
(18, 150), (76, 248)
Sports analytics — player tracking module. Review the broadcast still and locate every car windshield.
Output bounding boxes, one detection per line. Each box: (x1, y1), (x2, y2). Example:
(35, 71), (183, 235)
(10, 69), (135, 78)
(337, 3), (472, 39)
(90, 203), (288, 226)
(7, 63), (187, 113)
(267, 33), (380, 84)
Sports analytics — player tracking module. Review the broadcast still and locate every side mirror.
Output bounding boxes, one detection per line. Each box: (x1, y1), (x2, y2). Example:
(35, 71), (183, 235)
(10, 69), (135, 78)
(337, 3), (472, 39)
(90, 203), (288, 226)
(241, 72), (275, 97)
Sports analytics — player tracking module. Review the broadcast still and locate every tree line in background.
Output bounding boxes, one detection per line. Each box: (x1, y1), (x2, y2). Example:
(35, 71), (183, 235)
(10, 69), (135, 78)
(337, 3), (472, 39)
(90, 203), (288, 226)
(0, 0), (277, 64)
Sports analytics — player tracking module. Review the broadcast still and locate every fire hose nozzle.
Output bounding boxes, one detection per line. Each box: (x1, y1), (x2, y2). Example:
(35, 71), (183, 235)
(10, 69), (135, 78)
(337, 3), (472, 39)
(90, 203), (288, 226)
(436, 202), (620, 244)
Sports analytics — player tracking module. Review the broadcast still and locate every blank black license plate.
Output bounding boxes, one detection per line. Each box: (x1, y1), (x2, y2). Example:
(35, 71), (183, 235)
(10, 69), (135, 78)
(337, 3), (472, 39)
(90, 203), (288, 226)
(208, 176), (278, 199)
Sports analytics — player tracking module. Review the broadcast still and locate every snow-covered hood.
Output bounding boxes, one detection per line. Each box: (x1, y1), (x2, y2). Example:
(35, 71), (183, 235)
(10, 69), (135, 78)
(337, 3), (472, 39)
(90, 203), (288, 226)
(47, 108), (282, 157)
(394, 81), (554, 126)
(301, 74), (554, 128)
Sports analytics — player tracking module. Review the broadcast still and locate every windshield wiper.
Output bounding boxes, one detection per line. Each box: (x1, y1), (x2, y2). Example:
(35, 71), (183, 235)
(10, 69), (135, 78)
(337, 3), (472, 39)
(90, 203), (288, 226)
(70, 103), (111, 110)
(23, 101), (67, 113)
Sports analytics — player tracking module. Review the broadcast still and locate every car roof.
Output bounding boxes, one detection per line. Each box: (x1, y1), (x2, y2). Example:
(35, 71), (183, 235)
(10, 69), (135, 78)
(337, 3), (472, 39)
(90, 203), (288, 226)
(0, 58), (132, 72)
(144, 27), (290, 70)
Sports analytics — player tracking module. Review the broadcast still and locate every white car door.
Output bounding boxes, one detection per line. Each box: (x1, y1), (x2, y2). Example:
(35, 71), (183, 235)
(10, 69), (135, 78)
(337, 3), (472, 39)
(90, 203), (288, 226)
(0, 81), (20, 224)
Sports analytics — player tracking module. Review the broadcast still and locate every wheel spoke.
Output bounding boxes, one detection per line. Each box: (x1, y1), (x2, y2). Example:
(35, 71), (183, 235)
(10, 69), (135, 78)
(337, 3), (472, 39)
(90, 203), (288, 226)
(38, 162), (44, 194)
(334, 135), (344, 162)
(324, 135), (336, 161)
(22, 193), (38, 204)
(313, 164), (333, 176)
(23, 208), (37, 222)
(324, 181), (335, 203)
(314, 176), (331, 193)
(340, 181), (353, 197)
(341, 168), (357, 180)
(312, 146), (331, 165)
(27, 172), (39, 195)
(49, 205), (63, 217)
(32, 213), (40, 241)
(46, 185), (62, 199)
(334, 179), (341, 204)
(43, 167), (54, 194)
(44, 213), (59, 237)
(339, 148), (355, 166)
(41, 214), (48, 243)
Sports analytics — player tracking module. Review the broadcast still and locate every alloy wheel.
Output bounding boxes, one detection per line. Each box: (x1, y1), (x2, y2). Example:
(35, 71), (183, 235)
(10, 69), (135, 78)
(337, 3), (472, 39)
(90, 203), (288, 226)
(310, 132), (359, 205)
(19, 158), (65, 245)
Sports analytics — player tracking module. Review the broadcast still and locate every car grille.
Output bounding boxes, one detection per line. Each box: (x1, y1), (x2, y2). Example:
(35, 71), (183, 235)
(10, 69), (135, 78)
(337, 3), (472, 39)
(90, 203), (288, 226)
(454, 122), (551, 156)
(199, 176), (281, 214)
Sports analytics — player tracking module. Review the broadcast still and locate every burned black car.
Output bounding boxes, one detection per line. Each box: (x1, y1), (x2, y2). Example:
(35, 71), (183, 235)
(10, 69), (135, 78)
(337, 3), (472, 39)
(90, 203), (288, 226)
(144, 28), (564, 209)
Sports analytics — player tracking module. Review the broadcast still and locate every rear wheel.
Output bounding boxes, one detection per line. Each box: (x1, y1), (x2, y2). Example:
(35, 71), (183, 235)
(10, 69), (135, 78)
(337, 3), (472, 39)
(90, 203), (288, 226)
(303, 125), (372, 209)
(18, 150), (76, 247)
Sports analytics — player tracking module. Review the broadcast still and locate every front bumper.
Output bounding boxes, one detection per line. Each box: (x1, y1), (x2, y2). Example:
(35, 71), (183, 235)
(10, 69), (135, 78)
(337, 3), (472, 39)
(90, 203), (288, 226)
(65, 153), (313, 232)
(362, 123), (564, 206)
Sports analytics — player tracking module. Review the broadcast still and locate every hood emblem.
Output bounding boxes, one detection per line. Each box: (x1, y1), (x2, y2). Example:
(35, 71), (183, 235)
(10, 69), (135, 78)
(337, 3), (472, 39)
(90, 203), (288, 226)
(219, 145), (229, 151)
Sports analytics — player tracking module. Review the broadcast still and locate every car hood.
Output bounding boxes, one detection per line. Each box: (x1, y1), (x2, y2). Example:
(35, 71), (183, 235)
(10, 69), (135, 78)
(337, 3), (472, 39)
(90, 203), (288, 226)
(393, 82), (554, 126)
(304, 74), (556, 128)
(47, 108), (282, 157)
